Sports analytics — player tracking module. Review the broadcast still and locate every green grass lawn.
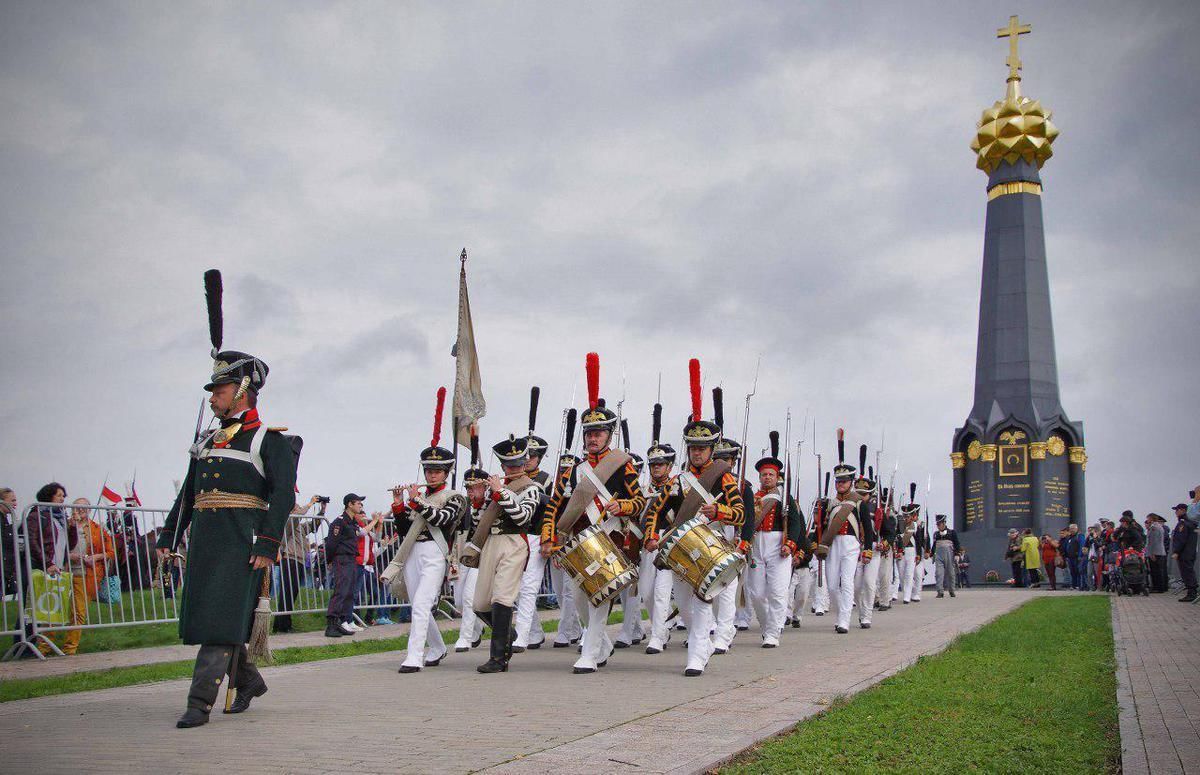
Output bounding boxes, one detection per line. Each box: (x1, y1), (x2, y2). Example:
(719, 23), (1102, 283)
(0, 606), (629, 702)
(724, 596), (1119, 774)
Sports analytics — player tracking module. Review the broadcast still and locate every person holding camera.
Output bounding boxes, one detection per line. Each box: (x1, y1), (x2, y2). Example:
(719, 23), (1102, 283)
(324, 494), (366, 637)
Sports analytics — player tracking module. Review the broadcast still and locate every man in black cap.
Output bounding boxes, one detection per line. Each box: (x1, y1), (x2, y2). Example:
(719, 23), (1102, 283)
(812, 434), (875, 634)
(541, 353), (645, 675)
(324, 494), (368, 637)
(513, 409), (551, 653)
(156, 270), (298, 729)
(714, 435), (757, 641)
(641, 409), (679, 655)
(930, 515), (960, 598)
(467, 434), (544, 673)
(643, 361), (744, 675)
(383, 388), (466, 674)
(1171, 503), (1198, 602)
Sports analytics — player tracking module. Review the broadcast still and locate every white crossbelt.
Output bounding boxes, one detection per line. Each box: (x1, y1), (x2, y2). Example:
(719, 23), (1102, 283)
(679, 470), (717, 506)
(577, 461), (642, 538)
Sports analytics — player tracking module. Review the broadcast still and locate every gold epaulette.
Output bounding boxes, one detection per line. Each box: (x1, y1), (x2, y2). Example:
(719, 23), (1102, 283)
(267, 426), (289, 432)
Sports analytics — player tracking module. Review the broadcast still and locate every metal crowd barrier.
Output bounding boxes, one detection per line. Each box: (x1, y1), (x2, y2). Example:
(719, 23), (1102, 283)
(0, 503), (573, 661)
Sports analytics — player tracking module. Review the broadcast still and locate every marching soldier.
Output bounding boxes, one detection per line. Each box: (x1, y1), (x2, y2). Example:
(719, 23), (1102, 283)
(470, 435), (544, 673)
(615, 420), (647, 649)
(641, 405), (678, 655)
(513, 387), (550, 653)
(541, 353), (645, 675)
(544, 411), (583, 649)
(812, 430), (875, 634)
(157, 270), (298, 729)
(747, 431), (807, 646)
(851, 455), (882, 629)
(385, 388), (466, 674)
(452, 434), (488, 652)
(931, 514), (961, 598)
(898, 483), (923, 604)
(786, 522), (817, 627)
(711, 389), (756, 650)
(874, 487), (898, 612)
(643, 359), (744, 676)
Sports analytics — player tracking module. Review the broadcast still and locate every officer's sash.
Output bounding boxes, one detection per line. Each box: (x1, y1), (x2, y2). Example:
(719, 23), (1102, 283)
(555, 451), (631, 535)
(819, 491), (864, 550)
(668, 460), (731, 530)
(460, 476), (535, 568)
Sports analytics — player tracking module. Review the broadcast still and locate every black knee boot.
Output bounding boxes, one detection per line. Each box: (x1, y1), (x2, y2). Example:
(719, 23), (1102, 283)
(477, 604), (512, 674)
(177, 645), (231, 728)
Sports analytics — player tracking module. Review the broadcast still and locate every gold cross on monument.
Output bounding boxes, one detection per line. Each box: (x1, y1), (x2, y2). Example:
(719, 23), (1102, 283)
(997, 14), (1032, 80)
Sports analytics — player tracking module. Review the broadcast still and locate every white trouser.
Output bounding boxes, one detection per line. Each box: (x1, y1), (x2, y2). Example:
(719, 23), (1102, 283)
(552, 561), (582, 643)
(854, 551), (881, 625)
(811, 562), (830, 613)
(876, 550), (894, 606)
(888, 554), (902, 601)
(453, 566), (482, 647)
(711, 571), (739, 650)
(513, 535), (547, 648)
(901, 546), (918, 602)
(639, 549), (660, 636)
(789, 563), (814, 621)
(746, 532), (791, 643)
(824, 535), (861, 631)
(573, 584), (613, 671)
(686, 593), (715, 672)
(401, 542), (448, 668)
(648, 558), (676, 650)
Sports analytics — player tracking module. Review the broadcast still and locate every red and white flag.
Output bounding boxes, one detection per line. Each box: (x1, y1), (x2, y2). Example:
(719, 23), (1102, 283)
(99, 484), (122, 505)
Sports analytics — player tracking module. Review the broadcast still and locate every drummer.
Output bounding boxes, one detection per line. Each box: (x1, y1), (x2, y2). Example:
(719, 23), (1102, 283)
(540, 354), (644, 675)
(643, 360), (744, 677)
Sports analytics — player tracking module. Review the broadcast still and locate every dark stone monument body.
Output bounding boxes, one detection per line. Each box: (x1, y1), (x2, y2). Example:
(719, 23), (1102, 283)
(951, 44), (1087, 583)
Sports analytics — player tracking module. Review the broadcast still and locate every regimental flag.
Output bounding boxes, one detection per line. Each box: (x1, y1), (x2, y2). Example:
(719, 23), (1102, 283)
(451, 248), (486, 448)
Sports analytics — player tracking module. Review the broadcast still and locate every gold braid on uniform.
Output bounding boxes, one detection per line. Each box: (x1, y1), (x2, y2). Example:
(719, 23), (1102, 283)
(541, 466), (573, 544)
(643, 479), (675, 541)
(194, 491), (269, 511)
(612, 462), (645, 517)
(715, 472), (744, 527)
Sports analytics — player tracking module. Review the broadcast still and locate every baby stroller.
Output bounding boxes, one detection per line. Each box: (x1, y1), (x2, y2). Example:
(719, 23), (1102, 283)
(1117, 549), (1150, 596)
(1102, 547), (1123, 593)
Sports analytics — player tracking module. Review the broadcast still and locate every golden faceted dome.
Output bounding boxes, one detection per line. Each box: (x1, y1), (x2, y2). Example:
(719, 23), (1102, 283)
(970, 84), (1060, 174)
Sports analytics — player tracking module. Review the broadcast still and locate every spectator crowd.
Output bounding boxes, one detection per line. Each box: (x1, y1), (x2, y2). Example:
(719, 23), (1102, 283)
(1002, 489), (1200, 601)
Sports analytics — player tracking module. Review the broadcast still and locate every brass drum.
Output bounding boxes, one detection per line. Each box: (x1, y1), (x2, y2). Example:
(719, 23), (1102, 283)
(658, 515), (746, 603)
(555, 523), (638, 607)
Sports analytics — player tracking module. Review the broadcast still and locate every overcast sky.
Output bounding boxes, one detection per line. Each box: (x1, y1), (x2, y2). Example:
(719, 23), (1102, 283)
(1, 1), (1197, 523)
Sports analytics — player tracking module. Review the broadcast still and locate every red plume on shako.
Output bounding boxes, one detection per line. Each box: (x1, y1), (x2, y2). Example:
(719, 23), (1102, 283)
(419, 387), (455, 469)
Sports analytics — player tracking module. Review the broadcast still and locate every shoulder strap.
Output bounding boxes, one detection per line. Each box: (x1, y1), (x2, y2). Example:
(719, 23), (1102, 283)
(670, 460), (730, 529)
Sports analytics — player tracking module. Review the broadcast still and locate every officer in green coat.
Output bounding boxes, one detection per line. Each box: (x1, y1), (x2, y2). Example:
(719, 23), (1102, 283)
(157, 271), (298, 729)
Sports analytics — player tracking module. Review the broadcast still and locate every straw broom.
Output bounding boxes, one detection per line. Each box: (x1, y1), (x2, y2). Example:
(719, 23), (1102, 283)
(247, 571), (273, 665)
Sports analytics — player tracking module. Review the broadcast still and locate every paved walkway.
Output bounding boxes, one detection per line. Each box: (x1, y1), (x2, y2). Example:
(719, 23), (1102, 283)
(0, 610), (559, 681)
(1113, 591), (1200, 775)
(0, 588), (1030, 774)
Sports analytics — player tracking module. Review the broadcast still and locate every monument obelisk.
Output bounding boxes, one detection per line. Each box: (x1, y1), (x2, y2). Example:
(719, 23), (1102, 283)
(951, 16), (1087, 583)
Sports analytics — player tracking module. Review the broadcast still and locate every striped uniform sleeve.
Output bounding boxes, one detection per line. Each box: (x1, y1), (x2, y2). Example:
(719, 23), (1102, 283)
(541, 467), (572, 541)
(644, 485), (672, 541)
(613, 462), (645, 517)
(498, 484), (539, 527)
(423, 494), (466, 529)
(715, 472), (745, 528)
